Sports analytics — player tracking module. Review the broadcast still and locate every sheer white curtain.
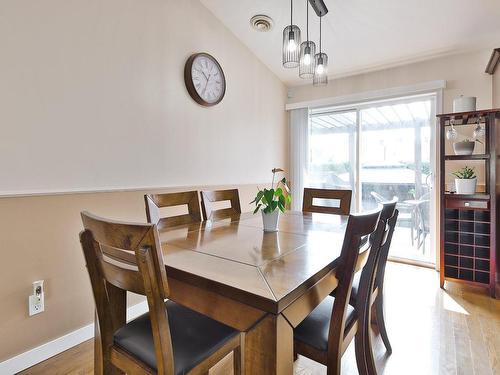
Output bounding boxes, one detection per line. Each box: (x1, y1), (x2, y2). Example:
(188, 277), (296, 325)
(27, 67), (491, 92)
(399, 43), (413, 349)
(289, 108), (309, 211)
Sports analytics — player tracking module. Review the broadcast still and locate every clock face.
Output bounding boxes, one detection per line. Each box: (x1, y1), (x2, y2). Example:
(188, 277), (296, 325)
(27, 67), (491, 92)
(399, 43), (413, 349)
(185, 53), (226, 106)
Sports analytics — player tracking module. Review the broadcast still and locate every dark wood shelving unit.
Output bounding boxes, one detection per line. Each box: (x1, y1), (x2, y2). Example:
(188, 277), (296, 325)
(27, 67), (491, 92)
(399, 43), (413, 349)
(438, 109), (500, 298)
(444, 154), (490, 161)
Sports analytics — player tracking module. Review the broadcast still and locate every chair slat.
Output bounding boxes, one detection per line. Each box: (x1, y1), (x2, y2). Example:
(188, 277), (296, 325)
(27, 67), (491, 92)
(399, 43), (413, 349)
(100, 261), (146, 295)
(81, 211), (151, 251)
(302, 188), (352, 216)
(200, 189), (241, 221)
(101, 245), (137, 266)
(145, 191), (202, 228)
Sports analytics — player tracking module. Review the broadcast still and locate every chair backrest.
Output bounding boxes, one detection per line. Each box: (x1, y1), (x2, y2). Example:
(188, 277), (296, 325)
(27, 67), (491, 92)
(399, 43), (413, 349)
(80, 211), (175, 374)
(326, 209), (381, 359)
(357, 199), (398, 302)
(145, 191), (202, 229)
(374, 202), (399, 292)
(200, 189), (241, 221)
(302, 188), (352, 215)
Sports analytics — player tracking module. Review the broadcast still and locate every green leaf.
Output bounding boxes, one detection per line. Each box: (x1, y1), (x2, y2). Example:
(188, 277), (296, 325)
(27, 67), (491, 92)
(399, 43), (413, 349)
(274, 187), (283, 197)
(253, 204), (262, 214)
(270, 200), (278, 211)
(264, 189), (274, 206)
(279, 194), (286, 207)
(252, 190), (264, 205)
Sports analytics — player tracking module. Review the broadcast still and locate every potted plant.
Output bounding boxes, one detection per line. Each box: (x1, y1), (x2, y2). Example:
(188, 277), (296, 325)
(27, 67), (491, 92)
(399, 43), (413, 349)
(453, 138), (483, 155)
(452, 166), (477, 194)
(251, 168), (292, 232)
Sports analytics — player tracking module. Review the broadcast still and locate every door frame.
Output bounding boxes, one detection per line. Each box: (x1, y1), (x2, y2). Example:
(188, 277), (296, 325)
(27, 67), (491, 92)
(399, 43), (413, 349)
(308, 90), (443, 267)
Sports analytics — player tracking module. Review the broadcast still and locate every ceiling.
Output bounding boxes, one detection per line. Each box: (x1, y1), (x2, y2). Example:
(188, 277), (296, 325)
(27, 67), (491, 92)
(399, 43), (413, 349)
(200, 0), (500, 86)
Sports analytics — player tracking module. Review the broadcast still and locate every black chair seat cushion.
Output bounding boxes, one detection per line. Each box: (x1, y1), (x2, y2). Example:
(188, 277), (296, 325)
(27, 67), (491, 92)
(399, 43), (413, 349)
(294, 296), (357, 352)
(114, 300), (238, 374)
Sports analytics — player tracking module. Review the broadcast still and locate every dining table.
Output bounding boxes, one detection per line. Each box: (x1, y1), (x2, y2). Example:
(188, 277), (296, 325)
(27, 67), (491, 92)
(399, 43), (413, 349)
(157, 210), (348, 375)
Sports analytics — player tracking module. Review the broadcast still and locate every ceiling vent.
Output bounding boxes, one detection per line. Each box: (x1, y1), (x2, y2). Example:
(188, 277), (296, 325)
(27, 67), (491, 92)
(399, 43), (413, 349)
(250, 15), (274, 32)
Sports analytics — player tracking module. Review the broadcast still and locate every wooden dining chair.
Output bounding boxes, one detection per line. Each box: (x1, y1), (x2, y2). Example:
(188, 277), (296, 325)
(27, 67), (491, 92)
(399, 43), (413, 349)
(79, 211), (243, 375)
(145, 191), (202, 230)
(293, 208), (382, 375)
(302, 188), (352, 216)
(329, 199), (398, 374)
(351, 199), (399, 358)
(200, 189), (241, 221)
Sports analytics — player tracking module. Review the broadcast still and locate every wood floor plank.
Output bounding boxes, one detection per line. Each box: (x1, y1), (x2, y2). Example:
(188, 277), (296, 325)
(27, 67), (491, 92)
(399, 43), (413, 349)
(18, 263), (500, 375)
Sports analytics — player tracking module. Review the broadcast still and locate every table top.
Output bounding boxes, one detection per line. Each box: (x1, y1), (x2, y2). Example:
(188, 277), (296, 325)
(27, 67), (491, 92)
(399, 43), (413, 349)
(161, 211), (348, 314)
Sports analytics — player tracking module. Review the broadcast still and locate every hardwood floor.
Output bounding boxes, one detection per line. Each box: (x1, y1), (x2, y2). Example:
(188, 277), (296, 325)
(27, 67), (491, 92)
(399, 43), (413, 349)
(19, 263), (500, 375)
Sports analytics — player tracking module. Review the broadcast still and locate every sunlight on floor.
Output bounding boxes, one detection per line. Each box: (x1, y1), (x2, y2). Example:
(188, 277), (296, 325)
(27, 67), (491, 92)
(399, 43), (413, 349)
(442, 292), (469, 315)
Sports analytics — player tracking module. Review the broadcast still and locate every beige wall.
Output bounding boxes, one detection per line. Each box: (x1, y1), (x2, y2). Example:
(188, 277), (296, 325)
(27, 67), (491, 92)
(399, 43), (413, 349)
(494, 68), (500, 107)
(0, 0), (287, 363)
(0, 185), (263, 361)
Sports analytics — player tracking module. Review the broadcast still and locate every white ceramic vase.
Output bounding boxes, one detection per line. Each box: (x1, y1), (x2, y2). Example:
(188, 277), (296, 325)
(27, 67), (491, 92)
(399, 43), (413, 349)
(453, 141), (475, 155)
(455, 178), (477, 195)
(262, 210), (280, 232)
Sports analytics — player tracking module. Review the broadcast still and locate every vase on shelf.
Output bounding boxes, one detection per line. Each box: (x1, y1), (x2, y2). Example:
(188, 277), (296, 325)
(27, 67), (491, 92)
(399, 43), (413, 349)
(453, 140), (475, 155)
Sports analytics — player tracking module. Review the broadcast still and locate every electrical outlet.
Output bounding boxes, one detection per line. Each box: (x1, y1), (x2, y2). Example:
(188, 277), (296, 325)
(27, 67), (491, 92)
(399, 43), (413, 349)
(29, 280), (44, 316)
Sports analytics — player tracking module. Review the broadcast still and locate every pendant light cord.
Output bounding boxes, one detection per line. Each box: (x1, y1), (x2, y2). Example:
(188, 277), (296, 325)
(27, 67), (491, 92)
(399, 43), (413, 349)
(290, 0), (293, 26)
(318, 15), (322, 53)
(306, 0), (309, 41)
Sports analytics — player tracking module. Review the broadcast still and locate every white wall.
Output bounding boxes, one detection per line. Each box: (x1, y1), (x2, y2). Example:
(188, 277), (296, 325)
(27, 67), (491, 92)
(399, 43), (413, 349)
(0, 0), (287, 195)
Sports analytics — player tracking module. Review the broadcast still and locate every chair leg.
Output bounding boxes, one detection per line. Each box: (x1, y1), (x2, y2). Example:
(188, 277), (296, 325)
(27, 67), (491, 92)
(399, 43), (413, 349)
(326, 353), (342, 375)
(233, 345), (244, 375)
(363, 315), (378, 375)
(375, 294), (392, 354)
(355, 331), (369, 375)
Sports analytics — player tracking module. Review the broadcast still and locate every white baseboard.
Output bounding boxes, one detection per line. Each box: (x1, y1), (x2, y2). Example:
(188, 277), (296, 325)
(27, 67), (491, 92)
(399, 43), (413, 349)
(0, 301), (148, 375)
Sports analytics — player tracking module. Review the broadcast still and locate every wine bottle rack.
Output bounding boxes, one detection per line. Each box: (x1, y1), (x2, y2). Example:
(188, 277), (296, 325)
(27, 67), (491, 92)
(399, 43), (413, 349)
(438, 108), (499, 298)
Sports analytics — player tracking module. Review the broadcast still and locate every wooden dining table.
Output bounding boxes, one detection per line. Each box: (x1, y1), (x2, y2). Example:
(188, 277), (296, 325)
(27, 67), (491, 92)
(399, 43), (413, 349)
(92, 210), (348, 374)
(156, 210), (349, 375)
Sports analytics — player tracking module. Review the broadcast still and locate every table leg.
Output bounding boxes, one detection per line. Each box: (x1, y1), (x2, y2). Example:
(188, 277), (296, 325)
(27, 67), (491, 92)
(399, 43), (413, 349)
(245, 313), (294, 375)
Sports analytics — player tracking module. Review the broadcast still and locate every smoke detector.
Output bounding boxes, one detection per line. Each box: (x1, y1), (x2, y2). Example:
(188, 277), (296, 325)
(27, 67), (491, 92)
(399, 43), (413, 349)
(250, 15), (274, 32)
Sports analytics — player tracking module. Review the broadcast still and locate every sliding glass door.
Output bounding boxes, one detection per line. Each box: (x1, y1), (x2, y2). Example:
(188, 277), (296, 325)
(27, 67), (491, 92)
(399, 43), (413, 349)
(307, 94), (436, 264)
(308, 110), (357, 211)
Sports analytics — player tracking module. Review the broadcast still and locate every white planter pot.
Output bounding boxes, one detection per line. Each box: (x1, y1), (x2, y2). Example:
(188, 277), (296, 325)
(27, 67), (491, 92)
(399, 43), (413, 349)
(455, 178), (477, 195)
(262, 210), (280, 232)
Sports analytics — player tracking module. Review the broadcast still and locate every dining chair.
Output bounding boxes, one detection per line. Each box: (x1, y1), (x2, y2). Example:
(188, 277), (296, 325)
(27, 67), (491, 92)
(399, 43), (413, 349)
(200, 189), (241, 221)
(333, 199), (399, 375)
(79, 211), (243, 375)
(145, 191), (202, 229)
(293, 208), (382, 375)
(302, 188), (352, 215)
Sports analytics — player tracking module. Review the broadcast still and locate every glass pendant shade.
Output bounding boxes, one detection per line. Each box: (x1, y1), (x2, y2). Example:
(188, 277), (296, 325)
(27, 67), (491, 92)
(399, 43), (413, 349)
(299, 41), (316, 78)
(313, 52), (328, 86)
(283, 25), (301, 68)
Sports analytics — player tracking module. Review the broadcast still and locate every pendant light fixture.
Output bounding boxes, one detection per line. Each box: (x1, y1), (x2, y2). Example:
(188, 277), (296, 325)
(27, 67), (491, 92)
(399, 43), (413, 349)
(313, 15), (328, 86)
(299, 0), (316, 78)
(282, 0), (301, 68)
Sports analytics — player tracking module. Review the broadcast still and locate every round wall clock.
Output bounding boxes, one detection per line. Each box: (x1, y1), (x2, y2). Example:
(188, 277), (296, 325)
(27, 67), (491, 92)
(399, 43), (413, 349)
(184, 53), (226, 107)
